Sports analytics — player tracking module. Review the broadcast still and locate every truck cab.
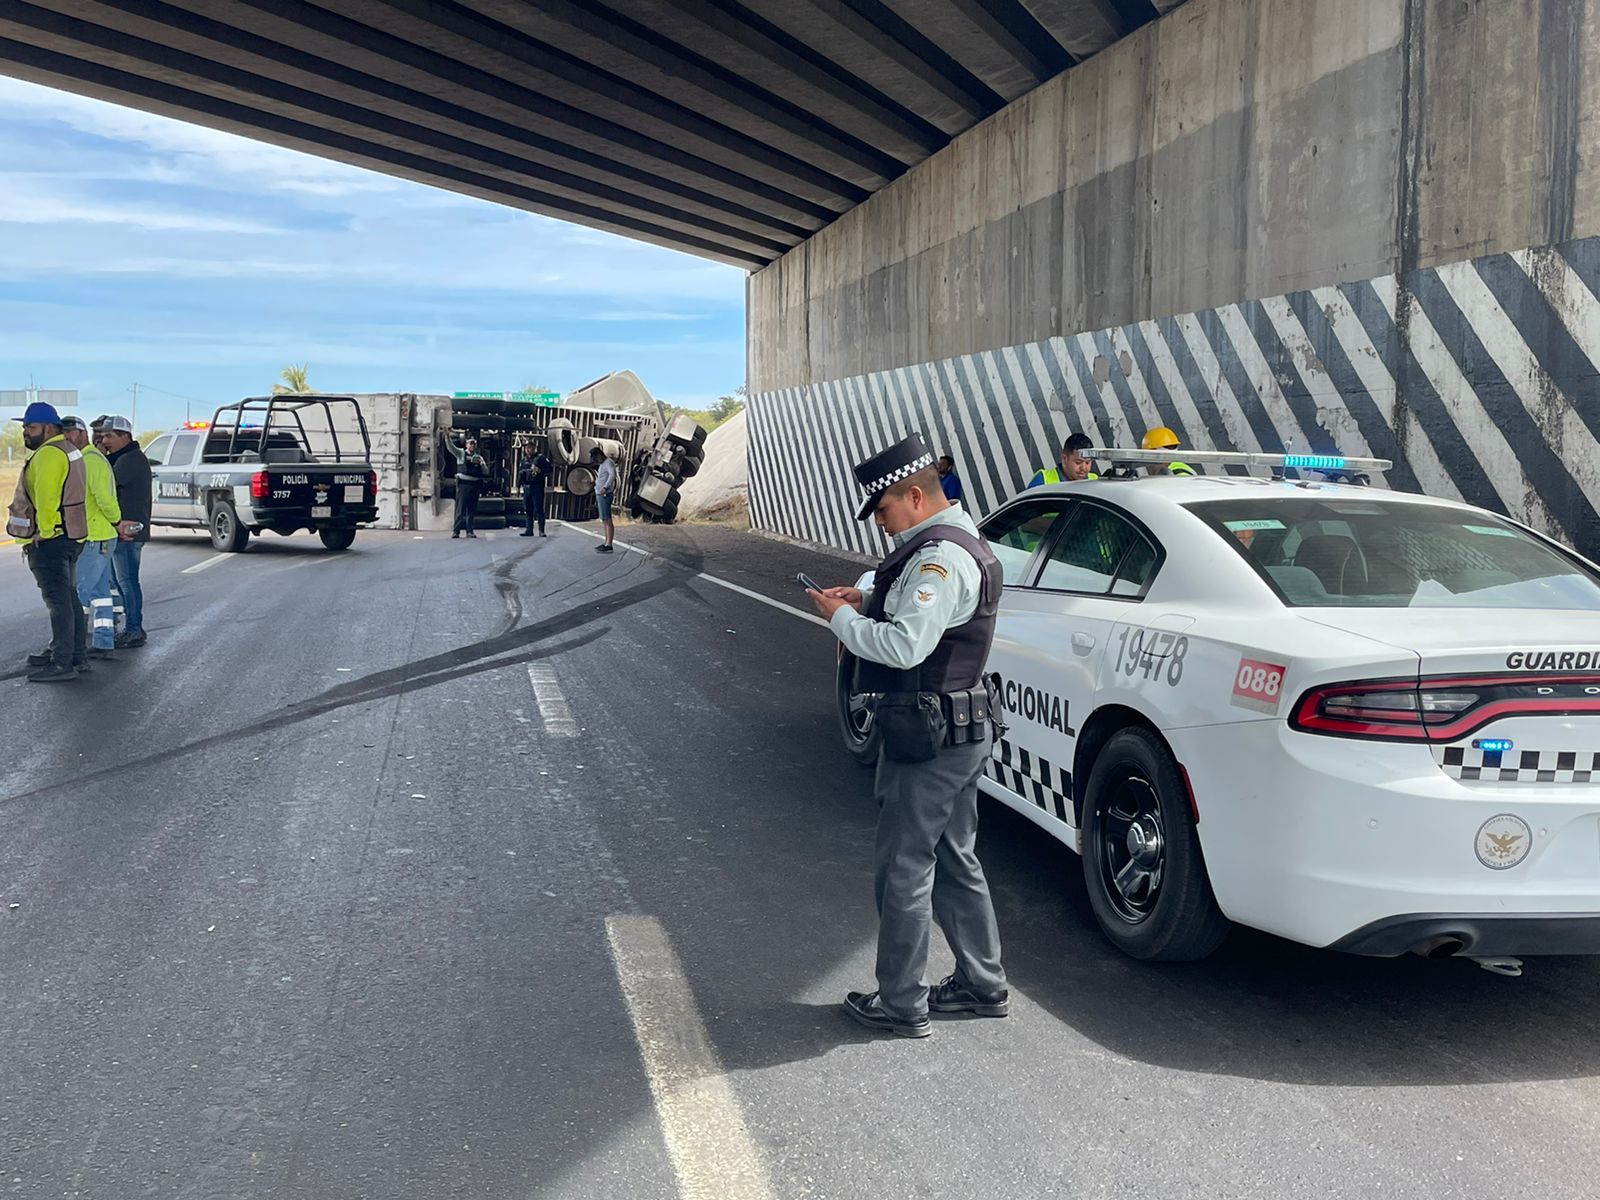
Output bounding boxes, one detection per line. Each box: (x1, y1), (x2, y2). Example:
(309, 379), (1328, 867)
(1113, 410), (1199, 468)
(147, 396), (379, 551)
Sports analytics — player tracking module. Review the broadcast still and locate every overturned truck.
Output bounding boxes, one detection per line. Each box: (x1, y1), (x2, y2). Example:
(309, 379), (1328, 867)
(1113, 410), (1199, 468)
(324, 372), (707, 531)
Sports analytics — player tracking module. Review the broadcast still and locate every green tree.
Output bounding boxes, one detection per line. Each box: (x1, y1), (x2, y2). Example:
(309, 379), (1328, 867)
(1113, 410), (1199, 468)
(272, 364), (311, 395)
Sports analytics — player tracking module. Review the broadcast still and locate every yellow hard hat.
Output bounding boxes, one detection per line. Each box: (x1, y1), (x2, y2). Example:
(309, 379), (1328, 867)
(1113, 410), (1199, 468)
(1142, 426), (1180, 450)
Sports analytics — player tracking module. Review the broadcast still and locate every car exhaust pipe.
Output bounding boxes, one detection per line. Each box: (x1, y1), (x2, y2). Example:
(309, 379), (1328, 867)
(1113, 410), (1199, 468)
(1410, 935), (1467, 959)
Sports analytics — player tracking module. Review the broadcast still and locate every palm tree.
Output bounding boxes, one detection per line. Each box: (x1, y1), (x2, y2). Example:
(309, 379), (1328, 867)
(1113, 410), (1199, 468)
(272, 364), (311, 395)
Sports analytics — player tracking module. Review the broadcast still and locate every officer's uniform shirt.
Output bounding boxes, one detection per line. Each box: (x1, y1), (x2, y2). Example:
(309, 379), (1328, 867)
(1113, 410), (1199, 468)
(831, 504), (983, 670)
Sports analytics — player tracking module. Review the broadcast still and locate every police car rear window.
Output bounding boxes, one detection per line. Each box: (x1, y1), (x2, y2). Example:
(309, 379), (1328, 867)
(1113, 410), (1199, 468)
(1187, 498), (1600, 610)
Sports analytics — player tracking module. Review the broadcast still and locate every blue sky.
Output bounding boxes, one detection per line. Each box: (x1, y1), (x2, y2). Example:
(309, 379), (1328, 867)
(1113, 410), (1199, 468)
(0, 76), (747, 433)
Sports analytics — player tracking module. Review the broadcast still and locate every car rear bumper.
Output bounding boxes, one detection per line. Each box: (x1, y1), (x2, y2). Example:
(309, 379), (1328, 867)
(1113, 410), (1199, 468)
(1330, 912), (1600, 957)
(1169, 721), (1600, 951)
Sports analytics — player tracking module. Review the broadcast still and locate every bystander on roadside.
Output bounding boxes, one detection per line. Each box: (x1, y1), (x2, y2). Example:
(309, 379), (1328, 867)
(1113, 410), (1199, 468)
(92, 415), (151, 649)
(7, 402), (88, 682)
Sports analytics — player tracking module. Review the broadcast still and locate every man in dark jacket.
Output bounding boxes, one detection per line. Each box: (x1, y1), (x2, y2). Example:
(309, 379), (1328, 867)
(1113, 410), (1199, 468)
(518, 440), (552, 537)
(92, 414), (151, 648)
(448, 436), (487, 539)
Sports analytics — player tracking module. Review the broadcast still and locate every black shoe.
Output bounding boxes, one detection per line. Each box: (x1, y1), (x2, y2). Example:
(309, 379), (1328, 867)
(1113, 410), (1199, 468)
(595, 544), (614, 554)
(121, 631), (147, 649)
(87, 647), (115, 660)
(928, 974), (1009, 1018)
(843, 991), (930, 1038)
(539, 531), (547, 537)
(28, 663), (78, 683)
(452, 532), (460, 539)
(73, 661), (91, 673)
(26, 650), (51, 667)
(519, 531), (534, 537)
(466, 531), (477, 539)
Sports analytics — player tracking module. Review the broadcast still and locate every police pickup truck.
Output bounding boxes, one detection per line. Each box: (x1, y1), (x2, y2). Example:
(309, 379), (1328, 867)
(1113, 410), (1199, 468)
(147, 396), (378, 551)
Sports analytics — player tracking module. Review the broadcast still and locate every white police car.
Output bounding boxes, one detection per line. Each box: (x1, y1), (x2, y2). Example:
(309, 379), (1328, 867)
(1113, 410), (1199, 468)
(837, 450), (1600, 966)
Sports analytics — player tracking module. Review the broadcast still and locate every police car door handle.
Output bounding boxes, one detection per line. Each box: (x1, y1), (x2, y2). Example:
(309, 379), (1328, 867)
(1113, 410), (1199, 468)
(1072, 632), (1096, 653)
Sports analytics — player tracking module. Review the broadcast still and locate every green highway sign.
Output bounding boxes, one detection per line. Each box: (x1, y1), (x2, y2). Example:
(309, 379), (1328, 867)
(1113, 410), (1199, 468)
(453, 390), (562, 406)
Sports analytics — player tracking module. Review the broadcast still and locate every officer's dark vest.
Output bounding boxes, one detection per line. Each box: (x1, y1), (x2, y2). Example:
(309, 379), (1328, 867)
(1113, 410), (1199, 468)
(856, 524), (1002, 694)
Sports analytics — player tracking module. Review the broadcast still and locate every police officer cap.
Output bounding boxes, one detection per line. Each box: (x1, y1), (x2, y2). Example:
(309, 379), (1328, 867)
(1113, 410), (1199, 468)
(852, 433), (935, 520)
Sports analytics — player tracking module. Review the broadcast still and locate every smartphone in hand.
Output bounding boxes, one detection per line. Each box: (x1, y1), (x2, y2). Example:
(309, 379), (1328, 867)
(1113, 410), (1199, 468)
(796, 571), (823, 592)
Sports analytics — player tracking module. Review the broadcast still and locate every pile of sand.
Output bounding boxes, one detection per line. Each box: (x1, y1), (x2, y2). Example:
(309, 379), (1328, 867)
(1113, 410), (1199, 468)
(679, 407), (748, 523)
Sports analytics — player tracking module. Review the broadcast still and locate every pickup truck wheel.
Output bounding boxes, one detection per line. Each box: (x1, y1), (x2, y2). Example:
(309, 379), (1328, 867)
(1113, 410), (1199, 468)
(836, 650), (881, 767)
(1081, 727), (1230, 961)
(209, 500), (249, 552)
(319, 527), (356, 551)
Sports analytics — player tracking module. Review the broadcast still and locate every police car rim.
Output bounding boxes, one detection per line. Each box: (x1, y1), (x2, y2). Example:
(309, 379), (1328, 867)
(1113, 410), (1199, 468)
(844, 691), (876, 741)
(1098, 772), (1166, 924)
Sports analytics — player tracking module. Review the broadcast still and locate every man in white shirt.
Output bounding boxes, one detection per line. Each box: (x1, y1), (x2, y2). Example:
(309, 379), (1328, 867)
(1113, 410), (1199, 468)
(591, 447), (617, 553)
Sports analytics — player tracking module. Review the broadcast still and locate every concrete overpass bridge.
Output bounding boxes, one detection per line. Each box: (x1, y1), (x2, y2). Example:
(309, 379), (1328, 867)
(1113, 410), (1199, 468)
(4, 0), (1599, 558)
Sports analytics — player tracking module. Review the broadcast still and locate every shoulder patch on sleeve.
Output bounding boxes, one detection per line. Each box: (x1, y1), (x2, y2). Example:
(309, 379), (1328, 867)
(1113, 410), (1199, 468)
(918, 562), (949, 580)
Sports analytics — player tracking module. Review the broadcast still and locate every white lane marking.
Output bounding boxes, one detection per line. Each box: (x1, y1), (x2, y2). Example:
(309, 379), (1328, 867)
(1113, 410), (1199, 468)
(555, 521), (830, 629)
(525, 662), (578, 736)
(181, 552), (233, 575)
(605, 915), (776, 1200)
(693, 572), (830, 629)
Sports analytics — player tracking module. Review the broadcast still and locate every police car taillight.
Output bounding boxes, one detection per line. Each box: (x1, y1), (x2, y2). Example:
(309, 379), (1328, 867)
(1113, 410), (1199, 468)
(368, 470), (377, 495)
(1293, 675), (1600, 741)
(250, 470), (270, 499)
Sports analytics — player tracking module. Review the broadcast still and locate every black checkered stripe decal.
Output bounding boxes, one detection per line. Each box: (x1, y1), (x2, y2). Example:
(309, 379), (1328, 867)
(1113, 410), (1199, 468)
(985, 737), (1072, 821)
(1441, 746), (1600, 783)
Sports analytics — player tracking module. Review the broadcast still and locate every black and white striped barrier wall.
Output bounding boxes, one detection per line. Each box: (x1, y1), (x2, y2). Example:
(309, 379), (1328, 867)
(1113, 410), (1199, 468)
(748, 235), (1600, 563)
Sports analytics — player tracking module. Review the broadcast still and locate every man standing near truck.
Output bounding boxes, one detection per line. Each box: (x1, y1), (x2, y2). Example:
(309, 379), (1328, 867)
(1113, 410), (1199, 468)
(8, 401), (89, 682)
(449, 435), (488, 539)
(591, 446), (616, 554)
(92, 414), (151, 648)
(519, 440), (551, 538)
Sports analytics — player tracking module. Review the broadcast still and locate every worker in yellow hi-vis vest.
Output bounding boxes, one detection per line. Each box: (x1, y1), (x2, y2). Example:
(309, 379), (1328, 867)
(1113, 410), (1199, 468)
(1026, 432), (1099, 488)
(1142, 427), (1196, 476)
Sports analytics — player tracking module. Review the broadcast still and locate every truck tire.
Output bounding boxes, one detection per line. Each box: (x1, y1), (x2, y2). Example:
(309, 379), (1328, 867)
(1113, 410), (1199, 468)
(1081, 727), (1230, 961)
(209, 500), (250, 552)
(677, 454), (701, 480)
(478, 496), (506, 516)
(836, 651), (881, 766)
(475, 514), (508, 530)
(319, 527), (356, 551)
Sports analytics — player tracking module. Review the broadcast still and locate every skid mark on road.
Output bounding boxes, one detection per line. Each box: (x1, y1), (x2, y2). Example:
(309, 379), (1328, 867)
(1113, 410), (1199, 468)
(0, 545), (703, 807)
(526, 662), (579, 736)
(607, 915), (776, 1200)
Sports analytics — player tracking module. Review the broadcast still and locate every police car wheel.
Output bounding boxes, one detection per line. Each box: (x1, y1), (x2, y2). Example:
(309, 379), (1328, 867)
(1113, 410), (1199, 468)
(209, 500), (249, 553)
(319, 527), (356, 551)
(836, 651), (881, 766)
(1081, 727), (1229, 961)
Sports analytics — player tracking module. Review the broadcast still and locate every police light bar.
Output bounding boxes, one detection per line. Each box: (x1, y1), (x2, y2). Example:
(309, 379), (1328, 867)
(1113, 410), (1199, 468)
(1085, 447), (1392, 473)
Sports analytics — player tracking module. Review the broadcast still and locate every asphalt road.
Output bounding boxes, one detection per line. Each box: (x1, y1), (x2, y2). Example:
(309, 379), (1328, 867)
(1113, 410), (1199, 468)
(3, 520), (1600, 1200)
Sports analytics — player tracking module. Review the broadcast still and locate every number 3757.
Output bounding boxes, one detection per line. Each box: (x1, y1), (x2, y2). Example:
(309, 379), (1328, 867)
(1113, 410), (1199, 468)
(1115, 627), (1189, 686)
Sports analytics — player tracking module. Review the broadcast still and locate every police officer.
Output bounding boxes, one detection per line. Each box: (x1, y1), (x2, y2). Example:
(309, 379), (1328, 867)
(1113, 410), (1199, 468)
(808, 434), (1008, 1038)
(448, 435), (487, 539)
(518, 439), (551, 537)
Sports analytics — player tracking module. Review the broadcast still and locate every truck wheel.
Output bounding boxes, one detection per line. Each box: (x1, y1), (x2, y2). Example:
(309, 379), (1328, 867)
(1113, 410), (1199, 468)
(1081, 727), (1230, 961)
(209, 500), (249, 552)
(836, 651), (881, 767)
(677, 455), (701, 480)
(319, 527), (356, 551)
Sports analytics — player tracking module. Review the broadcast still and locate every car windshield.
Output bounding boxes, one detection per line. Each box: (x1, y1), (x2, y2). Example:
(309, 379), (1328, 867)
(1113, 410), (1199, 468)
(1186, 497), (1600, 610)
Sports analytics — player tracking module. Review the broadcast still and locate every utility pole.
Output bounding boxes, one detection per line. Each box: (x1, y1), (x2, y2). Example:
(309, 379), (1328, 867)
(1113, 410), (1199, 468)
(128, 382), (139, 431)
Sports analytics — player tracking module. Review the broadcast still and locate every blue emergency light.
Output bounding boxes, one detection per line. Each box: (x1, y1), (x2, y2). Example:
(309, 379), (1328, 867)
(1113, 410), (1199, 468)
(1282, 454), (1347, 470)
(1474, 738), (1515, 753)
